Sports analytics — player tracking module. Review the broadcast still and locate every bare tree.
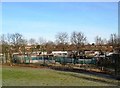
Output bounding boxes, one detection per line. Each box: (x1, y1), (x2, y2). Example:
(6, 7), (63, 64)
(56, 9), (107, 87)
(37, 37), (47, 54)
(38, 37), (46, 45)
(55, 32), (68, 51)
(28, 38), (37, 54)
(8, 33), (27, 63)
(29, 38), (36, 45)
(11, 33), (23, 46)
(20, 38), (28, 45)
(45, 41), (55, 53)
(0, 34), (15, 63)
(108, 33), (120, 48)
(55, 32), (68, 44)
(102, 38), (108, 45)
(95, 36), (102, 45)
(10, 33), (24, 52)
(0, 34), (8, 63)
(71, 31), (86, 45)
(19, 38), (28, 54)
(71, 31), (86, 53)
(0, 34), (7, 45)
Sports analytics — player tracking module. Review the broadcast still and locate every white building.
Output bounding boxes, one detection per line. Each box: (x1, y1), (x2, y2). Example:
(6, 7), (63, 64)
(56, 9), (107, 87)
(52, 51), (68, 57)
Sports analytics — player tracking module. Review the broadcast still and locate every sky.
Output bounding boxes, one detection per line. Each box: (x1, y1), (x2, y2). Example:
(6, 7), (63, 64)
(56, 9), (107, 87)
(2, 2), (118, 43)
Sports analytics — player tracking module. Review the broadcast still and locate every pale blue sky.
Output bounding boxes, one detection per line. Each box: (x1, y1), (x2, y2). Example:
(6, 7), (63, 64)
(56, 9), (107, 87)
(2, 2), (118, 43)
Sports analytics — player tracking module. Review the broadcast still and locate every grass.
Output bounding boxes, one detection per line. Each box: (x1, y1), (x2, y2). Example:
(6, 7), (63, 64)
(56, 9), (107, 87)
(2, 65), (119, 86)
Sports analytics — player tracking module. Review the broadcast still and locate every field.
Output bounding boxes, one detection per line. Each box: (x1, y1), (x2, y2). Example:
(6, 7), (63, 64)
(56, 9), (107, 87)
(2, 65), (119, 86)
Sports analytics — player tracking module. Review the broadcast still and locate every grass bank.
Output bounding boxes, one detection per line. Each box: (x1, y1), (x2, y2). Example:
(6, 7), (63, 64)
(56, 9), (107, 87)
(2, 65), (119, 86)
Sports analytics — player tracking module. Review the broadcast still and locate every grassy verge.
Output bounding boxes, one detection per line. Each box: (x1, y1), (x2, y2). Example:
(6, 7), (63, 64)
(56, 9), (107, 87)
(2, 65), (119, 86)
